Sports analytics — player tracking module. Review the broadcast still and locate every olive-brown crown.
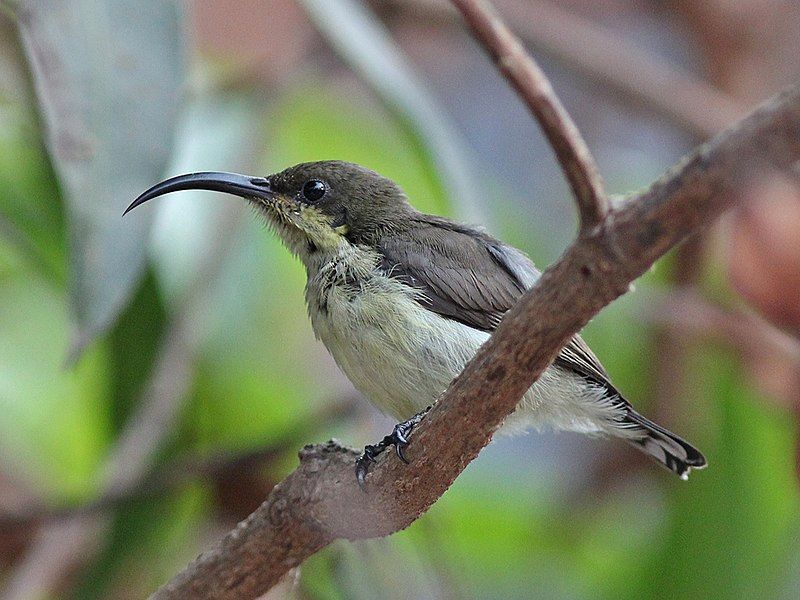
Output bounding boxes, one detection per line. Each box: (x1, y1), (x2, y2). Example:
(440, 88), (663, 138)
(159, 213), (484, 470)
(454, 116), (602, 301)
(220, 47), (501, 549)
(268, 161), (415, 242)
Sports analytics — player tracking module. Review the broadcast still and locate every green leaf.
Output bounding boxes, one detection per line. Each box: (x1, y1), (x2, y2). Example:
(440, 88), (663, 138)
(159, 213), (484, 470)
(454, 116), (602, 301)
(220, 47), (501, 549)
(0, 18), (65, 282)
(12, 0), (185, 352)
(0, 273), (110, 499)
(70, 485), (211, 600)
(632, 349), (800, 600)
(107, 268), (167, 432)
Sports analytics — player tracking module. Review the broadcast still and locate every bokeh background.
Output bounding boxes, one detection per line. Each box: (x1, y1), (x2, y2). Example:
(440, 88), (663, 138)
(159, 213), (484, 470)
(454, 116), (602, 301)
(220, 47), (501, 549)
(1, 0), (800, 598)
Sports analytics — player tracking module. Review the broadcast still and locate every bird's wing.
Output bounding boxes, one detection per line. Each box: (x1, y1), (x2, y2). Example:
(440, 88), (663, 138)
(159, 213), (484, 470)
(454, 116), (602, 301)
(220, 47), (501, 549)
(553, 335), (612, 388)
(378, 218), (529, 331)
(378, 217), (615, 389)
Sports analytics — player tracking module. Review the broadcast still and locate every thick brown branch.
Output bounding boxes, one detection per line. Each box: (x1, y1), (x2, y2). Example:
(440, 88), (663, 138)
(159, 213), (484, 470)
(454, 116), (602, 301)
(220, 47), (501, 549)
(151, 83), (800, 600)
(449, 0), (608, 231)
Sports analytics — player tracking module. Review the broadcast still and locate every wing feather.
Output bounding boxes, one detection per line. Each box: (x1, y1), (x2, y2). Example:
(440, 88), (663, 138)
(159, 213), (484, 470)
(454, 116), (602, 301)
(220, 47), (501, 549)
(378, 216), (616, 392)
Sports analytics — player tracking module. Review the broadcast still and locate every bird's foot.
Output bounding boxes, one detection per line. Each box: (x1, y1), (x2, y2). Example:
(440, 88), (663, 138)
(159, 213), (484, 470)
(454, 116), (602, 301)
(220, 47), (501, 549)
(355, 406), (431, 490)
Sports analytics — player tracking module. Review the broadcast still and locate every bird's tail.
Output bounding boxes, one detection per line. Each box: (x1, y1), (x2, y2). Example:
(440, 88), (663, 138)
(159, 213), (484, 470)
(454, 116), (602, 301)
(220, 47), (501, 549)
(623, 409), (707, 480)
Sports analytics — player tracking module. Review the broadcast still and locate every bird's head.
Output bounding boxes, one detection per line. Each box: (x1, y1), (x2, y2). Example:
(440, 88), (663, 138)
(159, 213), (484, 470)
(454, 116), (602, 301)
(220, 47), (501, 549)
(126, 160), (413, 257)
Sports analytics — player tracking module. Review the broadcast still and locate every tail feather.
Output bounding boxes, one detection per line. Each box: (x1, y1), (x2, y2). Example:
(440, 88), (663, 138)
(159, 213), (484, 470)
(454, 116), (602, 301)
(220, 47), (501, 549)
(624, 410), (707, 480)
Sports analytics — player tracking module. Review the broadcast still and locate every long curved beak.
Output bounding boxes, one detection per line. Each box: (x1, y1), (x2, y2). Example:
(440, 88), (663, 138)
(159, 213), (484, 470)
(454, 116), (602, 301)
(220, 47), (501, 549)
(124, 172), (274, 215)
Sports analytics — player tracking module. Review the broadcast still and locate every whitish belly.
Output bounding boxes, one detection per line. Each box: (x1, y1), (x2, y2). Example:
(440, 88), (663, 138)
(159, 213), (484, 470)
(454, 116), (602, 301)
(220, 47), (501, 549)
(308, 281), (620, 435)
(309, 282), (488, 419)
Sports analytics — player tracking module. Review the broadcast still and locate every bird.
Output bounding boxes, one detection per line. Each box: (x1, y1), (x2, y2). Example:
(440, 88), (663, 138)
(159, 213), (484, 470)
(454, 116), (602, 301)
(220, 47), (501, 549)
(126, 160), (707, 486)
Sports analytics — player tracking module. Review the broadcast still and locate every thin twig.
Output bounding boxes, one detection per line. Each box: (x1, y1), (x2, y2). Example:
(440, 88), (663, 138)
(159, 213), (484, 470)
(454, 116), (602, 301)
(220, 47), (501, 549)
(648, 291), (800, 368)
(388, 0), (746, 138)
(503, 0), (747, 137)
(150, 80), (800, 600)
(449, 0), (608, 231)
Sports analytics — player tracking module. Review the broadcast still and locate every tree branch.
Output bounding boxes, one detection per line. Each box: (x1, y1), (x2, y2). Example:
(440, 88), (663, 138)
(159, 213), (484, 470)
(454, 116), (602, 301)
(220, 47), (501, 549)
(449, 0), (608, 232)
(150, 75), (800, 598)
(389, 0), (747, 139)
(143, 1), (800, 597)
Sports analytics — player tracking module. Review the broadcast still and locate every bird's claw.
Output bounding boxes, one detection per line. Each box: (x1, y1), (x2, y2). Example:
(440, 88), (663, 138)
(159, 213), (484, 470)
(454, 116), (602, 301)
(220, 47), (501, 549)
(355, 406), (431, 490)
(393, 421), (414, 464)
(394, 441), (409, 464)
(355, 449), (376, 490)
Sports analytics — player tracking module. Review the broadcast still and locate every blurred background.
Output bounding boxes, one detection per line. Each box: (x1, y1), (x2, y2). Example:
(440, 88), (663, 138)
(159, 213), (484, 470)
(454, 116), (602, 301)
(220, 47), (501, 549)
(1, 0), (800, 598)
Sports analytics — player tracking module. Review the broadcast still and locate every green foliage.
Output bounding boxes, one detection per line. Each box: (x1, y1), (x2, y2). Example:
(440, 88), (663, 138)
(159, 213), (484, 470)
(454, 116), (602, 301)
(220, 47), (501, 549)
(0, 47), (65, 282)
(0, 5), (798, 599)
(70, 485), (211, 600)
(269, 84), (450, 215)
(14, 0), (185, 351)
(107, 269), (167, 431)
(0, 274), (110, 499)
(633, 349), (800, 600)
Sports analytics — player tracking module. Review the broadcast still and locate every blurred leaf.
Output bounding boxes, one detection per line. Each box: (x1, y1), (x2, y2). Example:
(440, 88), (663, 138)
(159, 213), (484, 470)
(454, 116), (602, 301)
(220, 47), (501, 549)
(150, 90), (262, 306)
(107, 268), (167, 432)
(404, 477), (589, 599)
(70, 485), (211, 600)
(190, 351), (322, 451)
(298, 0), (486, 223)
(0, 273), (110, 499)
(570, 482), (665, 599)
(301, 546), (349, 600)
(270, 86), (448, 215)
(12, 0), (185, 353)
(0, 18), (65, 282)
(631, 349), (800, 600)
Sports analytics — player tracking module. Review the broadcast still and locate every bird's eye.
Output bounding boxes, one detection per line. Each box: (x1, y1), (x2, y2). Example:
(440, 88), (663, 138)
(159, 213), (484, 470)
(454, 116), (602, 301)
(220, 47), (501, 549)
(302, 180), (326, 202)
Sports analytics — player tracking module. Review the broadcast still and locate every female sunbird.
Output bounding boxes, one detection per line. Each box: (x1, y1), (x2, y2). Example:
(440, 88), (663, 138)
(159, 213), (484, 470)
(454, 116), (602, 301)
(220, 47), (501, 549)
(127, 161), (706, 485)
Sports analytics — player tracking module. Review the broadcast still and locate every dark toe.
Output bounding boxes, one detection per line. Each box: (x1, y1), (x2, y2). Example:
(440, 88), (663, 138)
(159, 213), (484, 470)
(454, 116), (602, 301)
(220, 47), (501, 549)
(395, 442), (409, 464)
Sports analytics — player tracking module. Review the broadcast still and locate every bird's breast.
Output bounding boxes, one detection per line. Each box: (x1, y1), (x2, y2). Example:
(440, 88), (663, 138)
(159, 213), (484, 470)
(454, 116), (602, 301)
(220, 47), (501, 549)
(304, 248), (489, 419)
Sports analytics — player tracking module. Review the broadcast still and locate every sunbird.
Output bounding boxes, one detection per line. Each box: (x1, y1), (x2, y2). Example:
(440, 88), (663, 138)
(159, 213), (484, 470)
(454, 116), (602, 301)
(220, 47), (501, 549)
(127, 161), (706, 486)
